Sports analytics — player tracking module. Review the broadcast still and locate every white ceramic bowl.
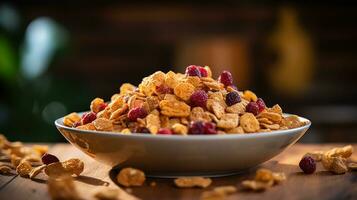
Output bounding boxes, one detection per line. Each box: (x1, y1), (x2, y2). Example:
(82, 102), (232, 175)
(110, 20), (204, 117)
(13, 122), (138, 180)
(55, 113), (310, 177)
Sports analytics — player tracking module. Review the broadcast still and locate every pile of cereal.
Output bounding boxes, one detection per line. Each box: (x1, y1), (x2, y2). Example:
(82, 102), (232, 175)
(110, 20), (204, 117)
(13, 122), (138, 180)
(63, 65), (306, 135)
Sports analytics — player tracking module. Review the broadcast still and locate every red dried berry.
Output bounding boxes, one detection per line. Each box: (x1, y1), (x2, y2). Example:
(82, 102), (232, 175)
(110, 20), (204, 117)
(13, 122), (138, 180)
(128, 107), (148, 121)
(73, 121), (82, 128)
(218, 70), (233, 86)
(98, 102), (108, 112)
(190, 90), (208, 108)
(188, 121), (205, 135)
(246, 102), (259, 116)
(225, 91), (241, 106)
(157, 128), (173, 135)
(198, 66), (208, 77)
(188, 121), (217, 134)
(185, 65), (201, 77)
(203, 122), (217, 134)
(156, 84), (173, 94)
(299, 156), (316, 174)
(81, 112), (97, 125)
(41, 153), (60, 165)
(256, 98), (266, 112)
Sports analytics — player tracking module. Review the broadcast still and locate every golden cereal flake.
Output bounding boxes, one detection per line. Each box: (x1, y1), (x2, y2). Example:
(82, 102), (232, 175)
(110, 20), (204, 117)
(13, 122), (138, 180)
(217, 113), (239, 129)
(174, 177), (212, 188)
(324, 145), (353, 158)
(120, 83), (136, 95)
(77, 123), (96, 131)
(117, 167), (146, 187)
(303, 151), (324, 162)
(16, 161), (32, 177)
(139, 71), (165, 96)
(174, 82), (195, 101)
(200, 185), (237, 200)
(257, 117), (273, 125)
(63, 113), (81, 127)
(145, 96), (160, 112)
(90, 98), (105, 113)
(97, 106), (111, 119)
(255, 168), (274, 182)
(241, 180), (274, 191)
(209, 101), (225, 119)
(268, 104), (283, 115)
(120, 129), (132, 134)
(62, 158), (84, 176)
(159, 100), (190, 117)
(240, 113), (260, 133)
(260, 123), (280, 130)
(272, 172), (286, 183)
(242, 90), (258, 102)
(29, 164), (46, 179)
(146, 114), (160, 134)
(226, 126), (244, 134)
(0, 164), (13, 174)
(190, 107), (211, 122)
(110, 104), (129, 120)
(257, 112), (282, 123)
(280, 115), (303, 129)
(165, 71), (181, 89)
(225, 99), (249, 114)
(93, 118), (114, 131)
(204, 66), (212, 78)
(48, 176), (81, 200)
(348, 163), (357, 170)
(172, 123), (188, 135)
(330, 157), (348, 174)
(109, 96), (125, 113)
(185, 76), (203, 88)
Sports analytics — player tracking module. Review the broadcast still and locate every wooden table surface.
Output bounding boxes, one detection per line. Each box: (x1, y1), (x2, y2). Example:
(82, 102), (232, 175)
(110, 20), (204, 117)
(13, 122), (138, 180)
(0, 143), (356, 200)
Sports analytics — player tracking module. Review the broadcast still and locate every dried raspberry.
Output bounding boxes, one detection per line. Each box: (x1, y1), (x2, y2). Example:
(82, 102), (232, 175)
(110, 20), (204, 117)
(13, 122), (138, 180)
(198, 66), (208, 77)
(157, 128), (173, 135)
(225, 91), (241, 106)
(156, 84), (173, 94)
(256, 98), (266, 112)
(218, 70), (233, 86)
(203, 122), (217, 134)
(299, 156), (316, 174)
(128, 107), (147, 121)
(98, 102), (108, 112)
(246, 102), (259, 115)
(188, 121), (217, 134)
(81, 112), (97, 125)
(185, 65), (201, 77)
(190, 90), (208, 108)
(41, 153), (60, 165)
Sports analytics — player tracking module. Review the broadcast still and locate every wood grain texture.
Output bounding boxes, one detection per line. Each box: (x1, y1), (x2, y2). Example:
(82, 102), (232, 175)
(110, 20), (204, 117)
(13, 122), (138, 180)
(0, 143), (356, 200)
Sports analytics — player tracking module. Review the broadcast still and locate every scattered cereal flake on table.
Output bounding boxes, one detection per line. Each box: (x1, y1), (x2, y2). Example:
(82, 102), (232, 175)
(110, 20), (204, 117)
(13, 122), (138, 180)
(16, 161), (32, 177)
(241, 180), (274, 191)
(0, 164), (13, 174)
(174, 177), (212, 188)
(330, 157), (348, 174)
(29, 164), (46, 179)
(324, 145), (353, 158)
(240, 113), (260, 133)
(48, 176), (81, 200)
(117, 167), (146, 187)
(62, 158), (84, 176)
(303, 151), (324, 162)
(94, 187), (140, 200)
(200, 186), (237, 200)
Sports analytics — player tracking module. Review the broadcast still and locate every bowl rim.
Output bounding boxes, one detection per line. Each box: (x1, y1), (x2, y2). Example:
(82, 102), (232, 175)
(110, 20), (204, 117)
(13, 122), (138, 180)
(55, 112), (311, 141)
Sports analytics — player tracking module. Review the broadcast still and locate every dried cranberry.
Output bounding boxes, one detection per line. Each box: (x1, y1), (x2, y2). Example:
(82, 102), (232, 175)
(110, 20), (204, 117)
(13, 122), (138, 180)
(188, 121), (205, 134)
(188, 121), (217, 134)
(156, 84), (173, 94)
(128, 107), (147, 121)
(134, 127), (151, 134)
(225, 91), (241, 106)
(81, 112), (97, 125)
(98, 102), (108, 112)
(157, 128), (173, 135)
(299, 156), (316, 174)
(190, 90), (208, 108)
(198, 66), (208, 77)
(203, 122), (217, 134)
(73, 121), (82, 128)
(41, 153), (60, 165)
(218, 70), (233, 86)
(256, 98), (266, 112)
(246, 102), (259, 115)
(185, 65), (201, 77)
